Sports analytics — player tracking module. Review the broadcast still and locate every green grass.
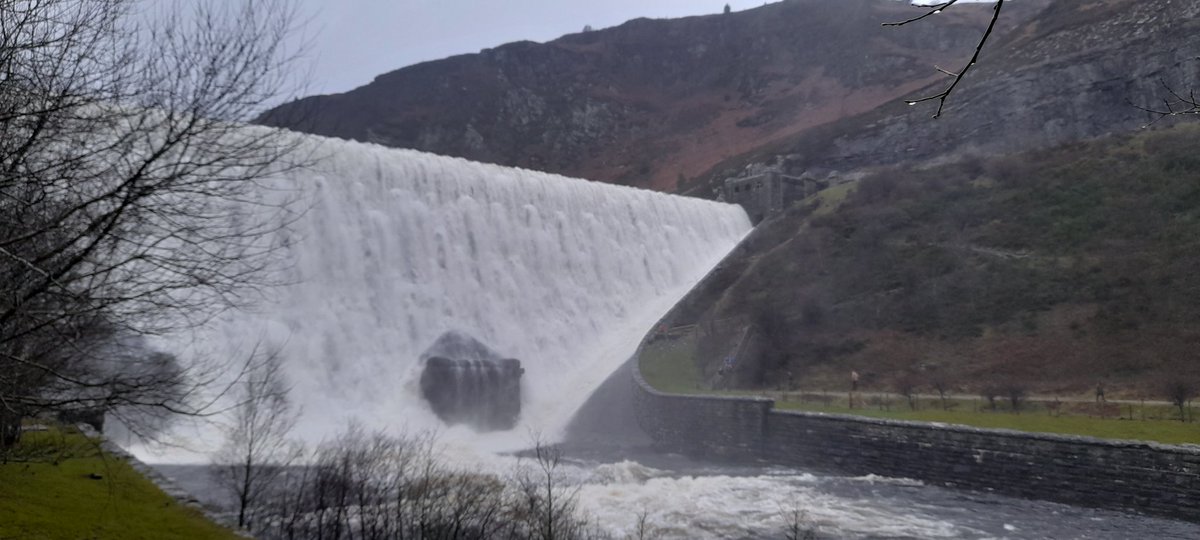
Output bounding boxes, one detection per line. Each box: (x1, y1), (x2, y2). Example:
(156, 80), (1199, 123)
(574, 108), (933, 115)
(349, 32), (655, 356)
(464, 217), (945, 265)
(640, 336), (1200, 445)
(774, 399), (1200, 445)
(0, 429), (239, 540)
(639, 333), (706, 394)
(807, 180), (856, 217)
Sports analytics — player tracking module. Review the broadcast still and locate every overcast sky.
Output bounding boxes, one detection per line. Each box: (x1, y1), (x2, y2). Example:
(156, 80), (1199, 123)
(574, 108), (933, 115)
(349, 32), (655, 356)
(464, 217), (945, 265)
(293, 0), (777, 95)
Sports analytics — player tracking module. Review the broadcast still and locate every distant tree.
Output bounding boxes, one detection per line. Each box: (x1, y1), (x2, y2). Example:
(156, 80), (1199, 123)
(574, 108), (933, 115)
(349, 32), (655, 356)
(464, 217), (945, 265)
(778, 499), (818, 540)
(1163, 379), (1198, 423)
(930, 374), (952, 411)
(582, 24), (594, 33)
(1003, 381), (1027, 414)
(895, 373), (920, 410)
(512, 438), (591, 540)
(980, 385), (1000, 412)
(724, 4), (732, 14)
(212, 347), (302, 530)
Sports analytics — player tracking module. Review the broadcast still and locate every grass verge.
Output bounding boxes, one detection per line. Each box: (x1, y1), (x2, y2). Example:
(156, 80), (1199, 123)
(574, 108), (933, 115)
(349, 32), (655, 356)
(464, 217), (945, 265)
(639, 333), (706, 394)
(639, 331), (1200, 445)
(773, 398), (1200, 445)
(0, 428), (239, 540)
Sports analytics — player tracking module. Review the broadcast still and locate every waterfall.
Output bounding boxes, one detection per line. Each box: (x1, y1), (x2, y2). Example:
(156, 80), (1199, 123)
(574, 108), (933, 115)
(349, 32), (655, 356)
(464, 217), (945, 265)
(148, 134), (750, 457)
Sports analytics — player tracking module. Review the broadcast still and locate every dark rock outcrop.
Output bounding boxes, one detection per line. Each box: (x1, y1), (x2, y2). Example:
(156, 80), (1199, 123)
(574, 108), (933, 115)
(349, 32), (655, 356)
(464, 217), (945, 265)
(418, 332), (523, 431)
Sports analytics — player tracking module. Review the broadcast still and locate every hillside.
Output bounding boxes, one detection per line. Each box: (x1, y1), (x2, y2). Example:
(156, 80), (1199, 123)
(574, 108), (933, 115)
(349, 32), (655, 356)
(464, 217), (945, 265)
(692, 123), (1200, 399)
(260, 0), (1047, 190)
(697, 0), (1200, 193)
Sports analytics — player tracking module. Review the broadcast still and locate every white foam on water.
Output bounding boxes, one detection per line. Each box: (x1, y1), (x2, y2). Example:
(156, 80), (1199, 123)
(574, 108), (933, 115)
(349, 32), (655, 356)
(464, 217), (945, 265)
(132, 134), (750, 462)
(572, 471), (969, 539)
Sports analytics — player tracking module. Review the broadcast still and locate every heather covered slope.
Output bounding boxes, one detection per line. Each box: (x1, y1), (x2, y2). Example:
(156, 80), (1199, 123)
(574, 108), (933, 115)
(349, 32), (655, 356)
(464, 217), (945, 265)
(694, 0), (1200, 193)
(259, 0), (1047, 191)
(696, 123), (1200, 398)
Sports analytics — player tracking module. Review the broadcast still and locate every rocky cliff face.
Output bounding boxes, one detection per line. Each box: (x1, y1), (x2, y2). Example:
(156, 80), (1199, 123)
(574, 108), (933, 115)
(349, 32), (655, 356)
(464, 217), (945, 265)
(723, 0), (1200, 186)
(260, 0), (1046, 191)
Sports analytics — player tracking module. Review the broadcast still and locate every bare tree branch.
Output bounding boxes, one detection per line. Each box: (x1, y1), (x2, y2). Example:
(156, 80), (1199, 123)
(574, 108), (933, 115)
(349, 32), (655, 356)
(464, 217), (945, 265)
(0, 0), (309, 449)
(1131, 76), (1200, 127)
(885, 0), (1006, 118)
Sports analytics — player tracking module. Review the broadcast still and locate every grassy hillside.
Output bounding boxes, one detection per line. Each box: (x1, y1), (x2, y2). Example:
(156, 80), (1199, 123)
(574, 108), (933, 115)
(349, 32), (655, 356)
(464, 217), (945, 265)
(704, 123), (1200, 399)
(0, 428), (238, 540)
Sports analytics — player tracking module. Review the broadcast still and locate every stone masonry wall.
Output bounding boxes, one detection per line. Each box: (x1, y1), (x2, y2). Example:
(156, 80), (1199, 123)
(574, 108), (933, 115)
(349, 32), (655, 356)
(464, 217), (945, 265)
(632, 367), (771, 460)
(630, 368), (1200, 522)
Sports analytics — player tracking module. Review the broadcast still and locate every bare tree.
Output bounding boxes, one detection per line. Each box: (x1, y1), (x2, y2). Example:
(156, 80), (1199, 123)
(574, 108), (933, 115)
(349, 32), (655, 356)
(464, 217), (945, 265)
(512, 437), (590, 540)
(930, 374), (952, 411)
(1003, 381), (1027, 414)
(1163, 379), (1198, 423)
(979, 385), (1000, 412)
(632, 509), (656, 540)
(778, 498), (818, 540)
(894, 373), (920, 411)
(0, 0), (307, 446)
(211, 345), (302, 530)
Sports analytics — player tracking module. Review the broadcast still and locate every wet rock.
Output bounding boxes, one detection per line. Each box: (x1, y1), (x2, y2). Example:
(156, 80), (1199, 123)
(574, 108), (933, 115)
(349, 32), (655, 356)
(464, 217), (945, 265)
(419, 332), (523, 431)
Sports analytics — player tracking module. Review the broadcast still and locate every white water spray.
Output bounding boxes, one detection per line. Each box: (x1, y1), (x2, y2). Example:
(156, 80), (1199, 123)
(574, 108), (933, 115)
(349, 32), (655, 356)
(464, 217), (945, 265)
(145, 134), (749, 458)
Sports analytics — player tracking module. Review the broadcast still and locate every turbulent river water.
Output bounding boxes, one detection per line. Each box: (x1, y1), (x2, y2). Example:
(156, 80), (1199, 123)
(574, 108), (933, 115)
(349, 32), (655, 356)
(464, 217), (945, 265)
(138, 135), (1197, 537)
(160, 452), (1200, 539)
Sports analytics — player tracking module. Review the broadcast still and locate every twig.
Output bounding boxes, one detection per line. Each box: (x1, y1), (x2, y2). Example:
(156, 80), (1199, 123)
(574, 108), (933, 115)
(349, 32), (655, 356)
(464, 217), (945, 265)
(885, 0), (1006, 118)
(1129, 77), (1200, 128)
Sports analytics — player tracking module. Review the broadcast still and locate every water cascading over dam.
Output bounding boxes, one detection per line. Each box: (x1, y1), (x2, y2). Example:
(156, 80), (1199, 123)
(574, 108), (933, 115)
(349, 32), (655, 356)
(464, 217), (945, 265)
(174, 134), (751, 451)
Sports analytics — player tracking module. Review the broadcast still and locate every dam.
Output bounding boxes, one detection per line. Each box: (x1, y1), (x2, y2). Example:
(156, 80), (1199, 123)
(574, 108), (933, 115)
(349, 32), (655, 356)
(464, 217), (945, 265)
(144, 133), (750, 452)
(141, 134), (1200, 538)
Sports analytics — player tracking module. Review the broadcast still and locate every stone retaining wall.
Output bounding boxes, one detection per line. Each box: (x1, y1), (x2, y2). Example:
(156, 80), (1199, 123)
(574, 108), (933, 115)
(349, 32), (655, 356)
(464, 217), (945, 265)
(630, 367), (1200, 522)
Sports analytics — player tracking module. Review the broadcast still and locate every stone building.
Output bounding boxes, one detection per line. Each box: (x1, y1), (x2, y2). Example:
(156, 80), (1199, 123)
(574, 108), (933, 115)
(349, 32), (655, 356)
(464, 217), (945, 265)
(722, 171), (824, 223)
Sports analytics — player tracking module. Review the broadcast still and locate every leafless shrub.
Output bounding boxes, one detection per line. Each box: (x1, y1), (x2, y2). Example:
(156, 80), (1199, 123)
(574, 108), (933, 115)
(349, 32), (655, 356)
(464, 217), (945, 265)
(930, 375), (952, 411)
(895, 374), (920, 411)
(250, 426), (602, 540)
(511, 437), (594, 540)
(1162, 379), (1198, 423)
(631, 509), (656, 540)
(211, 345), (303, 530)
(979, 385), (1000, 412)
(1003, 381), (1027, 414)
(779, 499), (819, 540)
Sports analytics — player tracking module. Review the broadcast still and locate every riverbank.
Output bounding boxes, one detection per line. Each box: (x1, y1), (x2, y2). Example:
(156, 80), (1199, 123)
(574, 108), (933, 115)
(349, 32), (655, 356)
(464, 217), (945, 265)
(641, 331), (1200, 445)
(0, 426), (239, 540)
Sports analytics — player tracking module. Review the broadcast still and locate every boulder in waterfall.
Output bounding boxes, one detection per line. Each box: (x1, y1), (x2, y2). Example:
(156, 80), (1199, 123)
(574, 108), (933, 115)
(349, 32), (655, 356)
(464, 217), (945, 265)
(418, 331), (523, 431)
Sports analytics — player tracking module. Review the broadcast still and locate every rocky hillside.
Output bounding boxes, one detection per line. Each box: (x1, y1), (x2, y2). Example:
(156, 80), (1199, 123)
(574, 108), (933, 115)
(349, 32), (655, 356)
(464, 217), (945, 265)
(260, 0), (1047, 190)
(692, 123), (1200, 398)
(700, 0), (1200, 193)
